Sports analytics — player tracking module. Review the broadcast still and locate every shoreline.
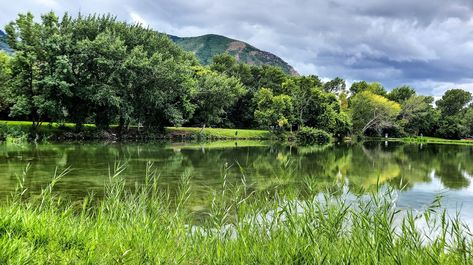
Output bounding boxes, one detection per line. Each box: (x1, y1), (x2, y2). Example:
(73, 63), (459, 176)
(367, 136), (473, 146)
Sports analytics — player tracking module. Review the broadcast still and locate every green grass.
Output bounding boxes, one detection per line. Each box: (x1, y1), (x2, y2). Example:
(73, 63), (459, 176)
(366, 136), (473, 146)
(381, 136), (473, 146)
(0, 120), (95, 130)
(166, 127), (271, 139)
(0, 120), (271, 139)
(0, 163), (471, 264)
(167, 140), (269, 149)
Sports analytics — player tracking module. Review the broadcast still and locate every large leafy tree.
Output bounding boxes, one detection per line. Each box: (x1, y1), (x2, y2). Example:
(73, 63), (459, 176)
(350, 81), (387, 96)
(303, 88), (341, 132)
(387, 86), (416, 104)
(5, 11), (199, 131)
(0, 52), (11, 111)
(123, 48), (196, 130)
(464, 107), (473, 136)
(283, 75), (322, 129)
(323, 77), (346, 94)
(435, 89), (472, 139)
(5, 12), (72, 128)
(254, 88), (294, 129)
(312, 88), (351, 138)
(436, 117), (468, 139)
(351, 91), (401, 135)
(191, 66), (246, 127)
(256, 66), (288, 95)
(436, 89), (472, 117)
(74, 31), (126, 128)
(349, 81), (369, 95)
(210, 53), (255, 128)
(399, 95), (438, 135)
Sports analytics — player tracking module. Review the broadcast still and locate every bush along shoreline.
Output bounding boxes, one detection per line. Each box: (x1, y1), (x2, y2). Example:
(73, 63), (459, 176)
(0, 163), (471, 263)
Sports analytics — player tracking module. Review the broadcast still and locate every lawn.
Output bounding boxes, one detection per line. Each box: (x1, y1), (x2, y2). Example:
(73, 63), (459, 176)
(0, 120), (94, 129)
(165, 127), (271, 139)
(0, 120), (272, 140)
(396, 136), (473, 145)
(167, 140), (269, 149)
(365, 136), (473, 146)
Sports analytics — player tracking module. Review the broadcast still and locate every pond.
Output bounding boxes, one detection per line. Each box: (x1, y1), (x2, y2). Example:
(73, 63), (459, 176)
(0, 140), (472, 222)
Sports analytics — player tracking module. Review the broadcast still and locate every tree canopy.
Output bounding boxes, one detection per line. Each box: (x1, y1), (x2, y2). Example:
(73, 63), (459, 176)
(351, 91), (401, 135)
(0, 11), (472, 140)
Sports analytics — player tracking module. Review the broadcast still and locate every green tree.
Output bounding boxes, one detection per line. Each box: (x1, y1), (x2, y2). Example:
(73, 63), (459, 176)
(283, 75), (322, 129)
(399, 95), (438, 135)
(5, 12), (72, 128)
(436, 116), (467, 139)
(74, 31), (126, 128)
(350, 81), (369, 95)
(211, 53), (255, 128)
(436, 89), (472, 117)
(350, 81), (387, 96)
(124, 48), (196, 130)
(434, 89), (472, 139)
(254, 88), (294, 129)
(0, 52), (11, 111)
(366, 82), (387, 96)
(351, 91), (401, 135)
(324, 77), (346, 94)
(4, 12), (199, 131)
(210, 53), (238, 75)
(191, 66), (246, 127)
(257, 66), (288, 95)
(304, 88), (340, 132)
(464, 107), (473, 136)
(387, 86), (416, 103)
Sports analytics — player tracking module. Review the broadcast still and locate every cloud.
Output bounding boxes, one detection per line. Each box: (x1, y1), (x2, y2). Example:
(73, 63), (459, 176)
(1, 0), (473, 96)
(128, 12), (148, 27)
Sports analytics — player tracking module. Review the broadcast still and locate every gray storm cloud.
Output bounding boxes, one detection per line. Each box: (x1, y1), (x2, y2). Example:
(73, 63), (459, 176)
(1, 0), (472, 96)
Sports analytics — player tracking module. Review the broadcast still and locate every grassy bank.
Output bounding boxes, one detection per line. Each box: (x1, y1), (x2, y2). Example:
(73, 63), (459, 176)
(373, 136), (473, 146)
(0, 164), (471, 264)
(166, 140), (269, 149)
(0, 120), (271, 141)
(165, 127), (270, 140)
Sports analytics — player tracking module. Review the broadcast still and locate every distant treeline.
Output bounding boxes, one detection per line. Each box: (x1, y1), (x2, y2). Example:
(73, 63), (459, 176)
(0, 12), (472, 139)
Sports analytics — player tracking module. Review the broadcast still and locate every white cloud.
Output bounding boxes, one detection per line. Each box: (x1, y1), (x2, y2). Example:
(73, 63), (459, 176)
(410, 79), (473, 97)
(129, 12), (148, 27)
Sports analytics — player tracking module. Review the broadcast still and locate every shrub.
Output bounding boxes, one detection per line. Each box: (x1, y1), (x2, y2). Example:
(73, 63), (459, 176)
(436, 117), (467, 139)
(0, 122), (29, 142)
(296, 127), (332, 145)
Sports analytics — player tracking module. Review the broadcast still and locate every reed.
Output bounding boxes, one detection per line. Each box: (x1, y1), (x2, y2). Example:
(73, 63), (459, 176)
(0, 162), (471, 264)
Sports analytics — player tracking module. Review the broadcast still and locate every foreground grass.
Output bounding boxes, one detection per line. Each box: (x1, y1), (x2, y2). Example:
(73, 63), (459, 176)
(0, 163), (472, 264)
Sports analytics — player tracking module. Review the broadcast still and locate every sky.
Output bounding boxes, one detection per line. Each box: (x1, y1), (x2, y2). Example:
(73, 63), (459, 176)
(1, 0), (473, 97)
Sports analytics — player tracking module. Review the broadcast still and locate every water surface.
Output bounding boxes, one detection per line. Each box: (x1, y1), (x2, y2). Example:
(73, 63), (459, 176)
(0, 141), (472, 221)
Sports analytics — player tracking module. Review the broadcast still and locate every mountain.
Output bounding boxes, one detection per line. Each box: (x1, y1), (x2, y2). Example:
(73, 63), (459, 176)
(0, 30), (13, 53)
(170, 34), (298, 75)
(0, 30), (298, 75)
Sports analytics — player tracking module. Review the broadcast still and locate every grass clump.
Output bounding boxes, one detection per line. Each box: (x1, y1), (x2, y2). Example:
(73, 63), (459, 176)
(0, 163), (472, 264)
